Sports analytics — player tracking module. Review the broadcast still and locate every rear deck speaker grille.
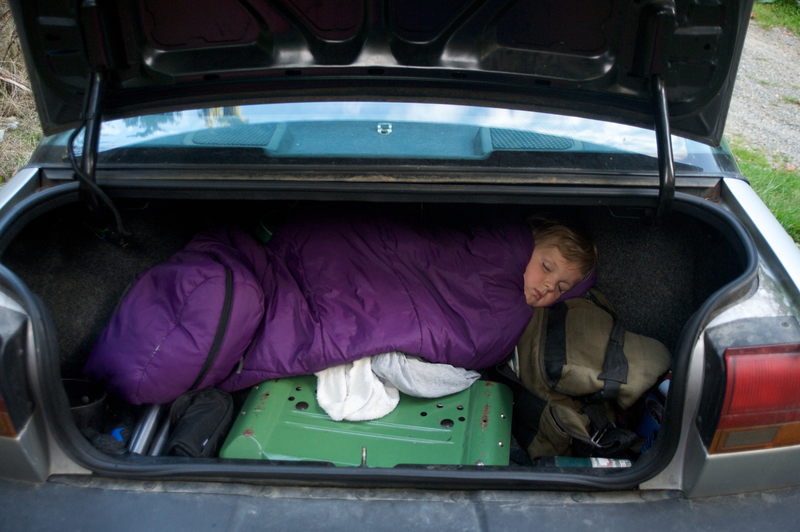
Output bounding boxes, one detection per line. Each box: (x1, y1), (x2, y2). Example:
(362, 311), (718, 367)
(491, 129), (573, 151)
(193, 123), (277, 146)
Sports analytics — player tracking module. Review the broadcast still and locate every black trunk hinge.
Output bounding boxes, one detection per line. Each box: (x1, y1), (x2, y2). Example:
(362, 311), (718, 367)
(68, 1), (130, 244)
(631, 0), (677, 225)
(80, 71), (104, 213)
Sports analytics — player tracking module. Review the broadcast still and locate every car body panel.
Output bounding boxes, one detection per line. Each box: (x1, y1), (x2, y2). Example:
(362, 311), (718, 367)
(0, 168), (39, 220)
(641, 269), (800, 497)
(637, 178), (800, 497)
(721, 178), (800, 294)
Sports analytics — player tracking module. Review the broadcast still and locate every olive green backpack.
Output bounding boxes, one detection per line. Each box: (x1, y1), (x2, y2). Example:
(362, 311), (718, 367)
(493, 290), (671, 462)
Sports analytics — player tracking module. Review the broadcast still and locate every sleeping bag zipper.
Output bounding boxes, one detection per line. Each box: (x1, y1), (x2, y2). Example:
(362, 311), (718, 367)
(188, 255), (234, 391)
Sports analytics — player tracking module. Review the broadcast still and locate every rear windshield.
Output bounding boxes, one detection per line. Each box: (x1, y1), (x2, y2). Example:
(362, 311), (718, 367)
(35, 102), (738, 174)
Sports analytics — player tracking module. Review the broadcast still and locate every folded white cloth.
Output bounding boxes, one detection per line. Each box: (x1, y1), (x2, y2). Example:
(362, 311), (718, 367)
(315, 357), (399, 422)
(315, 351), (480, 421)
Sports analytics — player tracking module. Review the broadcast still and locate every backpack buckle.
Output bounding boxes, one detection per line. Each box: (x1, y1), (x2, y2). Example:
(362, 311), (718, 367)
(591, 422), (616, 447)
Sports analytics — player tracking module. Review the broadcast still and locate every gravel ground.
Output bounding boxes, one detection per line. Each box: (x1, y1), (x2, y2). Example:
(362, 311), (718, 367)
(725, 21), (800, 169)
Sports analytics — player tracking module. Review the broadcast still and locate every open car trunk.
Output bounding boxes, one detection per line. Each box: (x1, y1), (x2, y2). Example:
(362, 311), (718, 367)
(0, 188), (756, 489)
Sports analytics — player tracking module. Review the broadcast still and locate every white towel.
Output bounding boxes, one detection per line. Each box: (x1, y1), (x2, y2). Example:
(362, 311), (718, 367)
(315, 357), (399, 421)
(315, 352), (480, 421)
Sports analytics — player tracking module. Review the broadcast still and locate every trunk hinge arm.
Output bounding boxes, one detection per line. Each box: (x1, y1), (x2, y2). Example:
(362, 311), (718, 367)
(68, 71), (130, 245)
(80, 71), (104, 205)
(632, 0), (676, 224)
(66, 1), (130, 244)
(652, 75), (675, 224)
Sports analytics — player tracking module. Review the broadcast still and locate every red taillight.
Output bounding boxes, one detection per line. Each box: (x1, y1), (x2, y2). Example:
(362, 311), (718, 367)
(710, 343), (800, 454)
(0, 393), (17, 438)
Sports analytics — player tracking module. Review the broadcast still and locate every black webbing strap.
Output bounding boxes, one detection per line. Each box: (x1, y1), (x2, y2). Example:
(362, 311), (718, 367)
(188, 255), (234, 391)
(585, 321), (628, 403)
(577, 402), (639, 457)
(574, 293), (637, 456)
(542, 303), (569, 387)
(487, 363), (548, 451)
(582, 402), (611, 436)
(585, 293), (629, 404)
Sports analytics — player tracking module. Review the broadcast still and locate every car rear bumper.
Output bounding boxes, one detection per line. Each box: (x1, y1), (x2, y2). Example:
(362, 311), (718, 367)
(2, 475), (798, 531)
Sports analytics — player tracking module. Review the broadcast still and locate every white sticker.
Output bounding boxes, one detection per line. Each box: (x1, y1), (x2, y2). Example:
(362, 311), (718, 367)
(590, 457), (632, 468)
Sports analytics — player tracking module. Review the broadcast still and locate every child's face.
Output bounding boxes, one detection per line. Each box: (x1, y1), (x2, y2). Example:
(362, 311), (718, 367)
(523, 244), (584, 308)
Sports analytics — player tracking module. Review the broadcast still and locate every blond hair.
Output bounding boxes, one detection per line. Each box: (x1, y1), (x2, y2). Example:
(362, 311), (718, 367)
(528, 215), (597, 277)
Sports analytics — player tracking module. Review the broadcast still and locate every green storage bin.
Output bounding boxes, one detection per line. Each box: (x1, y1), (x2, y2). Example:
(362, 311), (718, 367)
(220, 375), (513, 467)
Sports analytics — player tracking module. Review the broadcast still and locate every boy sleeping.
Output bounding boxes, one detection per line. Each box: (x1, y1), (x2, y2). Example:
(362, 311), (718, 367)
(85, 208), (596, 406)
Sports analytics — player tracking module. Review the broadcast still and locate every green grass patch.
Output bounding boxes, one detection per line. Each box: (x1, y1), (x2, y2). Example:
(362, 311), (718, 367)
(782, 95), (800, 105)
(1, 3), (43, 183)
(752, 1), (800, 36)
(728, 136), (800, 245)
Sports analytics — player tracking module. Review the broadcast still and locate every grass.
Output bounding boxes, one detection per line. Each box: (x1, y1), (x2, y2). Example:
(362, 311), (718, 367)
(0, 1), (42, 183)
(734, 1), (800, 244)
(751, 0), (800, 36)
(727, 135), (800, 245)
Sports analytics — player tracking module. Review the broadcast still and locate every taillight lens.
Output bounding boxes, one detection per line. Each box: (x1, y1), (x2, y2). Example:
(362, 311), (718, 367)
(0, 393), (17, 438)
(710, 342), (800, 454)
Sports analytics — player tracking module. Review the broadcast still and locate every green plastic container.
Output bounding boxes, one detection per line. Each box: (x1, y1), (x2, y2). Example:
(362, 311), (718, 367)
(220, 375), (513, 467)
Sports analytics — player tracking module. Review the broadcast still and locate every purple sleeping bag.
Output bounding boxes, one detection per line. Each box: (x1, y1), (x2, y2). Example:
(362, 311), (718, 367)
(84, 227), (266, 405)
(217, 211), (537, 392)
(86, 211), (594, 404)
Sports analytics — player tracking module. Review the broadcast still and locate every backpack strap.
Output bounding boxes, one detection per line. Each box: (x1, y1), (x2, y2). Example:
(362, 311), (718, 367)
(574, 402), (640, 458)
(585, 321), (628, 403)
(487, 362), (547, 451)
(584, 291), (629, 404)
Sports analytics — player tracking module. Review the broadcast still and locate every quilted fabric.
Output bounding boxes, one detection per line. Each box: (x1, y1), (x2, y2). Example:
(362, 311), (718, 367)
(84, 227), (266, 404)
(86, 209), (593, 404)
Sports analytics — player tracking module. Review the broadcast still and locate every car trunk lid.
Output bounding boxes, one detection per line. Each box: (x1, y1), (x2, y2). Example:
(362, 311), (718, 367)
(11, 0), (752, 148)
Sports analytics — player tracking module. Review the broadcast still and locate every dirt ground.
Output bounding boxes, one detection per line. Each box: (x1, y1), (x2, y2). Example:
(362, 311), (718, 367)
(724, 21), (800, 169)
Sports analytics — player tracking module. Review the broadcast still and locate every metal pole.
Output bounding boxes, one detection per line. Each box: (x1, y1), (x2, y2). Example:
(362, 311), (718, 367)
(128, 404), (163, 454)
(148, 416), (172, 456)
